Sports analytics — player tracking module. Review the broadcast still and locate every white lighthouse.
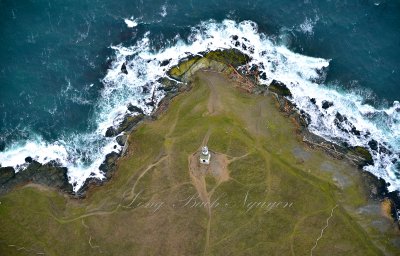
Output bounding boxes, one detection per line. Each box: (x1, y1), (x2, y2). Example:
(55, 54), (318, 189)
(199, 146), (211, 165)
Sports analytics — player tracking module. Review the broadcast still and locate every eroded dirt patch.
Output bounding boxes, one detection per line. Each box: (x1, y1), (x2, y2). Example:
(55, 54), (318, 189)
(188, 149), (230, 213)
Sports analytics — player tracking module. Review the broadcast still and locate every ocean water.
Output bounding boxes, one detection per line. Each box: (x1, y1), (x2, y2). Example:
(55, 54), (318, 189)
(0, 0), (399, 191)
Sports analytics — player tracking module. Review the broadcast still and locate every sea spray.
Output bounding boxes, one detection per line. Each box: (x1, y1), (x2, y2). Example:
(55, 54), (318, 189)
(1, 19), (399, 191)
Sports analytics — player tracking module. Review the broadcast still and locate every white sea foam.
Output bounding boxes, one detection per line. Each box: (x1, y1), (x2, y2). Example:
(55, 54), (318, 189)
(298, 16), (319, 36)
(124, 17), (138, 28)
(160, 4), (168, 17)
(1, 19), (399, 192)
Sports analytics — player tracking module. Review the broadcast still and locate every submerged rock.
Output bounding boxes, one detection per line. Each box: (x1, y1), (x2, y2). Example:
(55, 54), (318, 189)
(310, 98), (316, 105)
(0, 140), (5, 152)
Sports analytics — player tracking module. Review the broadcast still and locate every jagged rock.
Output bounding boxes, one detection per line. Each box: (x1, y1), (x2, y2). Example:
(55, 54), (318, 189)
(204, 49), (250, 67)
(127, 103), (144, 114)
(116, 134), (128, 146)
(231, 35), (239, 40)
(116, 114), (144, 134)
(335, 112), (347, 122)
(349, 146), (374, 166)
(121, 63), (128, 74)
(0, 161), (73, 195)
(334, 112), (361, 136)
(105, 126), (117, 137)
(76, 177), (104, 197)
(259, 72), (267, 80)
(167, 49), (250, 82)
(350, 127), (361, 136)
(310, 98), (316, 105)
(158, 77), (179, 92)
(105, 114), (144, 139)
(269, 80), (292, 97)
(142, 85), (150, 93)
(298, 110), (311, 127)
(0, 167), (15, 185)
(99, 152), (120, 179)
(25, 156), (33, 163)
(379, 144), (392, 155)
(146, 101), (155, 107)
(321, 100), (333, 109)
(362, 171), (388, 199)
(160, 59), (170, 66)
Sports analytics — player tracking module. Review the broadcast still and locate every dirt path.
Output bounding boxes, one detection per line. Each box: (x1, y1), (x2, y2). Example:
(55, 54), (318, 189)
(202, 74), (222, 115)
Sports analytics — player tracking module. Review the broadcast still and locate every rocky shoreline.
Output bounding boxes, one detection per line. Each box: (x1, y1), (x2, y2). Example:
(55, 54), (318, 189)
(0, 48), (399, 222)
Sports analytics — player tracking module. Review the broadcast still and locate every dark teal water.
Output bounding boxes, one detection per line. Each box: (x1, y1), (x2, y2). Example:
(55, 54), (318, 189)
(0, 0), (399, 190)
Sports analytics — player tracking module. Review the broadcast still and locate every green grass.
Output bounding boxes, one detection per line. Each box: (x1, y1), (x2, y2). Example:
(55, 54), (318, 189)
(0, 71), (397, 255)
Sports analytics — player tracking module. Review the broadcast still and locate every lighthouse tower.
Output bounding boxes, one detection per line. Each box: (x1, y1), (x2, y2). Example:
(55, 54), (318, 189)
(199, 146), (211, 165)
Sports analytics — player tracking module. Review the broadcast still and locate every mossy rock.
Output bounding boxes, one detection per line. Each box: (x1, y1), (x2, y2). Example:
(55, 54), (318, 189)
(168, 56), (201, 80)
(167, 49), (249, 81)
(350, 146), (374, 166)
(268, 80), (292, 97)
(204, 49), (250, 67)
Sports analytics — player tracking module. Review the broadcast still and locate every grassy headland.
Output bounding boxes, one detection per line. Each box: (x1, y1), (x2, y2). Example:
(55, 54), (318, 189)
(1, 58), (399, 255)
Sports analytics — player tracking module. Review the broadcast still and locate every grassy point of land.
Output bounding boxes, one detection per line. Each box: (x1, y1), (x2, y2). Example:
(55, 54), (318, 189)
(0, 71), (399, 255)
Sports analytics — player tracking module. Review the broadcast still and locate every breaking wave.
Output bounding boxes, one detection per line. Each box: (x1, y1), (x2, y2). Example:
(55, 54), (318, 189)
(1, 19), (399, 191)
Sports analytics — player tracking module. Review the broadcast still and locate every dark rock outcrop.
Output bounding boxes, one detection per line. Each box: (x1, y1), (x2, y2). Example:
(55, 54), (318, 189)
(127, 104), (144, 114)
(105, 114), (144, 138)
(160, 59), (170, 66)
(348, 146), (374, 167)
(333, 112), (361, 136)
(0, 167), (15, 185)
(117, 114), (144, 133)
(121, 63), (128, 75)
(269, 80), (292, 97)
(158, 77), (180, 93)
(321, 100), (333, 110)
(116, 134), (128, 147)
(0, 161), (73, 195)
(76, 177), (104, 197)
(99, 152), (120, 179)
(105, 126), (117, 137)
